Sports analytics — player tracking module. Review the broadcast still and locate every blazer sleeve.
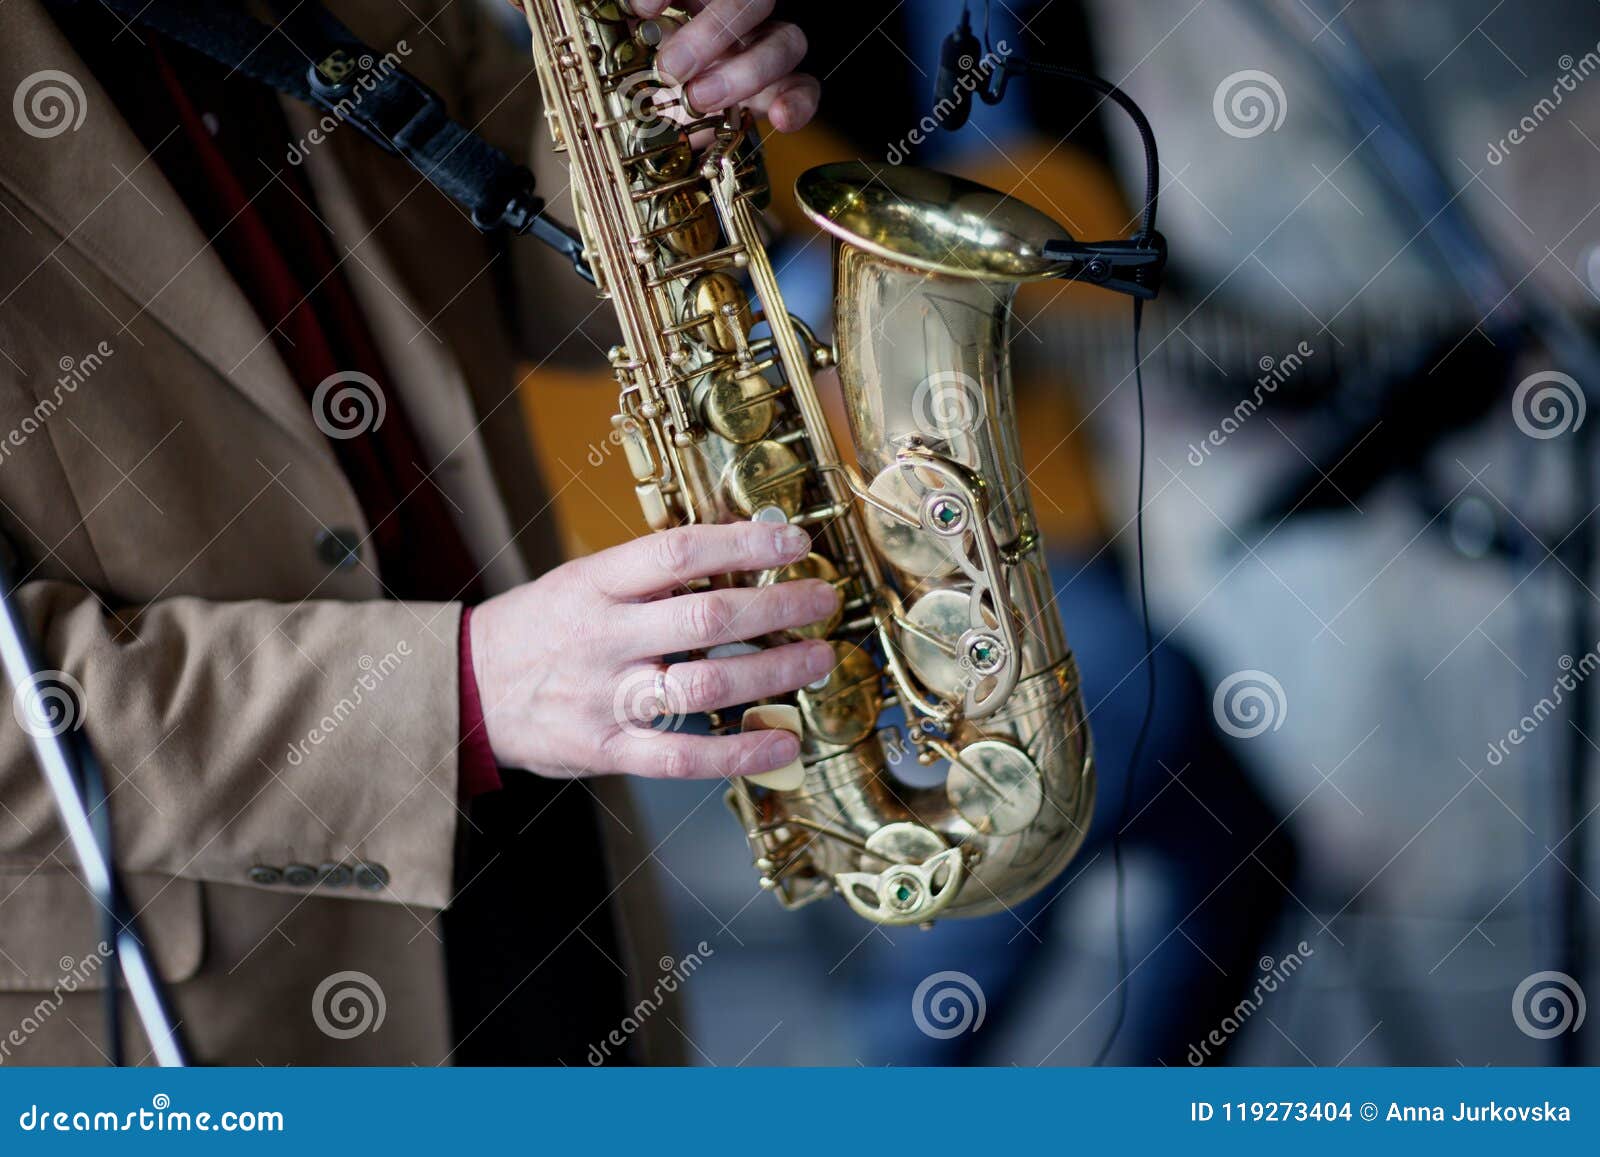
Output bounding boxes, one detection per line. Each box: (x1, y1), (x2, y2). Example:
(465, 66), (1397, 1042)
(0, 580), (465, 910)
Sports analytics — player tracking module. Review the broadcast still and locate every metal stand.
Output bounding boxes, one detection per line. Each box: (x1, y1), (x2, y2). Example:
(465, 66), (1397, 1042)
(0, 542), (186, 1066)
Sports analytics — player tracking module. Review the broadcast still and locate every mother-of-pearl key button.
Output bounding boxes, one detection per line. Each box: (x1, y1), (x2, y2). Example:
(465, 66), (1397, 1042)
(742, 704), (806, 790)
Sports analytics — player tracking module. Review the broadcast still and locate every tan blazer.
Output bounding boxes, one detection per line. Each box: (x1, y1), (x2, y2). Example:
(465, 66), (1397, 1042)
(0, 0), (679, 1064)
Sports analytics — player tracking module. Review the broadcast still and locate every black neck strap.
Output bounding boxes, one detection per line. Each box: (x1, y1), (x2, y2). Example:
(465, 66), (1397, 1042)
(46, 0), (593, 281)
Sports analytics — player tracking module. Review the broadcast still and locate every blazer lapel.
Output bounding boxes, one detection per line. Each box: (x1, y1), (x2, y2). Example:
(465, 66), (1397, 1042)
(0, 0), (336, 466)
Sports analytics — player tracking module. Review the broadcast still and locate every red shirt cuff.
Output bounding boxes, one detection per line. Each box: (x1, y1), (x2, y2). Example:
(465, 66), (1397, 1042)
(458, 606), (502, 802)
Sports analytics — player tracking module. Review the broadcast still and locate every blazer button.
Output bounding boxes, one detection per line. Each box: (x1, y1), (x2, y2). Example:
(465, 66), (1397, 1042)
(247, 865), (282, 886)
(282, 863), (317, 887)
(315, 527), (361, 569)
(319, 862), (352, 887)
(353, 862), (389, 891)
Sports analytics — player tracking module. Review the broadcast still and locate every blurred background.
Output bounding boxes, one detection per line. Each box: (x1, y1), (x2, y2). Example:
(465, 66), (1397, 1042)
(502, 0), (1600, 1065)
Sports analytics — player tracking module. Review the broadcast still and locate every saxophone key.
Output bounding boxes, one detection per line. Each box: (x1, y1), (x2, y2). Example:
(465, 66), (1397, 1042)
(696, 366), (776, 443)
(898, 587), (984, 699)
(798, 642), (881, 747)
(939, 737), (1043, 837)
(726, 439), (806, 517)
(863, 466), (959, 578)
(649, 188), (719, 257)
(679, 271), (752, 353)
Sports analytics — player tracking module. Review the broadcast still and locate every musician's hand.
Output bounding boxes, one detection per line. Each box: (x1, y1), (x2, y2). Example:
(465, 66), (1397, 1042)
(469, 522), (839, 780)
(636, 0), (821, 131)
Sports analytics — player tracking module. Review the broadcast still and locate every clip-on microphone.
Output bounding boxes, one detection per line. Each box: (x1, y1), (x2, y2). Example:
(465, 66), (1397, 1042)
(932, 8), (1167, 300)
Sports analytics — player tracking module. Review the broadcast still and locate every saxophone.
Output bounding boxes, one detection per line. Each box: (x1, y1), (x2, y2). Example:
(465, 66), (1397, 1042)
(515, 0), (1093, 924)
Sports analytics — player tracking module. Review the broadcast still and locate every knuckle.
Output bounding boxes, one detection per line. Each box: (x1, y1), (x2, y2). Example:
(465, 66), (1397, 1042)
(596, 728), (627, 772)
(684, 664), (727, 709)
(773, 582), (808, 624)
(737, 523), (773, 569)
(652, 527), (696, 580)
(681, 593), (730, 643)
(565, 556), (609, 600)
(654, 744), (694, 781)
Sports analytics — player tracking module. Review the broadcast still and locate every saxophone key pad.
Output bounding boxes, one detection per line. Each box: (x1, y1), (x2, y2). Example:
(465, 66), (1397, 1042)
(946, 739), (1043, 836)
(698, 365), (776, 444)
(727, 439), (806, 517)
(862, 466), (958, 579)
(798, 641), (881, 746)
(900, 587), (981, 698)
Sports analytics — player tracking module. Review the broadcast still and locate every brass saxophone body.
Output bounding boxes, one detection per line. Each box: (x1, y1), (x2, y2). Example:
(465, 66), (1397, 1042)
(517, 0), (1093, 924)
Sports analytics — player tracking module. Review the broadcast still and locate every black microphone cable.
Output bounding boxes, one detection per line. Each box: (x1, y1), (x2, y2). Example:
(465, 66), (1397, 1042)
(933, 0), (1163, 1065)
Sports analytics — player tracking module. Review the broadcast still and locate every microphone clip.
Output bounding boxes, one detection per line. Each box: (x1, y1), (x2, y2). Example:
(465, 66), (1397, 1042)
(1042, 233), (1167, 300)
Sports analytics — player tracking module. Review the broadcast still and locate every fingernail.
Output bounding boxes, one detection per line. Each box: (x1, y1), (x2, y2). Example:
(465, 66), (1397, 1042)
(688, 72), (726, 111)
(775, 524), (810, 556)
(804, 641), (835, 679)
(658, 41), (695, 82)
(763, 732), (800, 766)
(808, 581), (841, 618)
